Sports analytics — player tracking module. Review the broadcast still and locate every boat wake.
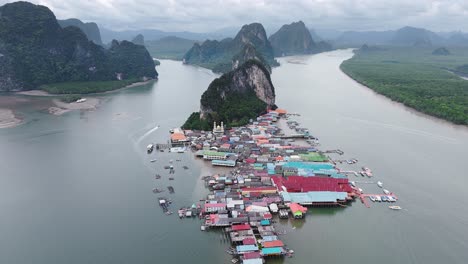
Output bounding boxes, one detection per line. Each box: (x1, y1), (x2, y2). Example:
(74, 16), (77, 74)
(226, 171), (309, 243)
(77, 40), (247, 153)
(136, 125), (160, 145)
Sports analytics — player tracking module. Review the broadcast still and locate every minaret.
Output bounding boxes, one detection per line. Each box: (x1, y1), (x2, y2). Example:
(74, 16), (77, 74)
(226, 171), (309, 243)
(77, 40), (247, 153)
(221, 122), (224, 132)
(213, 121), (216, 132)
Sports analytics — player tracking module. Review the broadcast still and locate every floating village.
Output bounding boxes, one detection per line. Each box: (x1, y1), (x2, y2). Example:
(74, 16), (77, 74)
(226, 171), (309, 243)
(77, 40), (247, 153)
(147, 109), (400, 264)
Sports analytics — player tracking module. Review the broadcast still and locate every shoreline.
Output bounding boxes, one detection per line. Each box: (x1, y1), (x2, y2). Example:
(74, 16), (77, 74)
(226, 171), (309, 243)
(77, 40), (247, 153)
(48, 98), (100, 116)
(339, 62), (468, 128)
(14, 79), (155, 97)
(0, 108), (22, 129)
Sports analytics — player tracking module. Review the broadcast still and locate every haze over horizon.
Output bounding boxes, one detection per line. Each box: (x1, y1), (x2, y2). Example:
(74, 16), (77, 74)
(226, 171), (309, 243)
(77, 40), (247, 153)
(2, 0), (468, 34)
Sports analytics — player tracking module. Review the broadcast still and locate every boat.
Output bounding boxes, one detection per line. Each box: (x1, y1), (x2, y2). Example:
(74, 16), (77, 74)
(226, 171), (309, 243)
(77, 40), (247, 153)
(167, 186), (175, 193)
(147, 144), (154, 153)
(76, 98), (87, 103)
(389, 206), (402, 210)
(375, 196), (382, 202)
(362, 167), (373, 177)
(369, 196), (376, 202)
(383, 189), (390, 195)
(155, 174), (161, 179)
(169, 129), (174, 133)
(150, 159), (157, 162)
(350, 181), (356, 187)
(358, 188), (363, 193)
(377, 181), (383, 188)
(381, 196), (388, 202)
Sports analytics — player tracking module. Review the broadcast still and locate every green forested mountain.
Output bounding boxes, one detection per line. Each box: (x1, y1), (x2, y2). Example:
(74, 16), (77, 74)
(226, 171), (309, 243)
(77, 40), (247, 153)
(183, 60), (276, 130)
(183, 23), (278, 73)
(0, 1), (157, 92)
(269, 21), (332, 56)
(58, 18), (103, 45)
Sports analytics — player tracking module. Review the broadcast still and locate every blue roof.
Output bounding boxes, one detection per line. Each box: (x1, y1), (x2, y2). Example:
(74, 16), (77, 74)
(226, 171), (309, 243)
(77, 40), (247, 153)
(212, 160), (236, 165)
(260, 219), (270, 226)
(242, 259), (263, 264)
(262, 247), (282, 255)
(281, 191), (348, 203)
(236, 245), (258, 252)
(261, 235), (278, 241)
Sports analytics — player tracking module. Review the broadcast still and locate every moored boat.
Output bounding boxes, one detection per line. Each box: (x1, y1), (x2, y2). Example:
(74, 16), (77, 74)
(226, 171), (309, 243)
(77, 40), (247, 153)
(383, 189), (390, 195)
(389, 205), (402, 210)
(377, 181), (383, 188)
(147, 144), (154, 153)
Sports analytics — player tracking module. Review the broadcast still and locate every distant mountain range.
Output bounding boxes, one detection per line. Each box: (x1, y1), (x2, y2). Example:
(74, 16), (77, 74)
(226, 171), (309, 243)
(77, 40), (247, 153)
(334, 26), (468, 47)
(183, 23), (278, 73)
(100, 28), (229, 43)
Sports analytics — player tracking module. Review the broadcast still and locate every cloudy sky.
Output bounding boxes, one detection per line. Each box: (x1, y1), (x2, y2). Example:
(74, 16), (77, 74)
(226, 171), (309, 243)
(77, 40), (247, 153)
(2, 0), (468, 33)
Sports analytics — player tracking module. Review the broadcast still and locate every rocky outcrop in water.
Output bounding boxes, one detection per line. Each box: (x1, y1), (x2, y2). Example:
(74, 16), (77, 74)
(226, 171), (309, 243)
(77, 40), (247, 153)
(432, 47), (450, 55)
(183, 60), (275, 130)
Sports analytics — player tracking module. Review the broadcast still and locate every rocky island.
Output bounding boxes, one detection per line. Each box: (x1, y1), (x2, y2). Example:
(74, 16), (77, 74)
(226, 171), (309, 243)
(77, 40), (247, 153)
(183, 23), (278, 73)
(183, 59), (276, 130)
(269, 21), (332, 56)
(0, 1), (157, 93)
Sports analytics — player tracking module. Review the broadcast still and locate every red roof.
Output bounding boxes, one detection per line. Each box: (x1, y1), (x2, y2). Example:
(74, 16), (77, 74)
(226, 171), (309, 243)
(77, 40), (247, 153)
(244, 252), (261, 259)
(263, 213), (272, 220)
(232, 223), (251, 231)
(271, 176), (353, 193)
(263, 240), (284, 248)
(242, 238), (256, 245)
(289, 203), (307, 213)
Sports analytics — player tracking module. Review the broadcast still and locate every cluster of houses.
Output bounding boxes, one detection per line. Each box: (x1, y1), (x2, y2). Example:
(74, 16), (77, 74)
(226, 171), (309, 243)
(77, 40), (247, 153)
(178, 110), (359, 263)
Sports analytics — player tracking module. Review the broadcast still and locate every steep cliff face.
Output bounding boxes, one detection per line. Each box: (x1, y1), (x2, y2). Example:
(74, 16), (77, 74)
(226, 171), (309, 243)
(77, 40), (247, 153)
(0, 1), (157, 92)
(269, 21), (315, 56)
(58, 18), (103, 45)
(231, 44), (270, 72)
(183, 23), (277, 73)
(183, 60), (275, 130)
(269, 21), (333, 56)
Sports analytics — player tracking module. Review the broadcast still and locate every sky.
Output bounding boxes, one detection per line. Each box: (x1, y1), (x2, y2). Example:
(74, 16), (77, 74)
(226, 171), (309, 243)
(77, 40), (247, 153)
(2, 0), (468, 33)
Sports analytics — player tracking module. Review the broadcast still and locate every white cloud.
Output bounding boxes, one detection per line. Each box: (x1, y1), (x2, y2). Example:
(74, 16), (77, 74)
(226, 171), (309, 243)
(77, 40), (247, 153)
(1, 0), (468, 32)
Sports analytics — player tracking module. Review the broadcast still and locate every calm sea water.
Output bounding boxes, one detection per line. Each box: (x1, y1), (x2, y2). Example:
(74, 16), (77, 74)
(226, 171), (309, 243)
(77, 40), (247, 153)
(1, 50), (467, 264)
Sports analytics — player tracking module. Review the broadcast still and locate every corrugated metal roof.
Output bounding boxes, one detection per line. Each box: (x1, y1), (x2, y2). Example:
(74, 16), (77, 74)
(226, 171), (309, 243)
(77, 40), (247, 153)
(236, 245), (258, 252)
(242, 258), (263, 264)
(281, 191), (348, 203)
(261, 247), (282, 255)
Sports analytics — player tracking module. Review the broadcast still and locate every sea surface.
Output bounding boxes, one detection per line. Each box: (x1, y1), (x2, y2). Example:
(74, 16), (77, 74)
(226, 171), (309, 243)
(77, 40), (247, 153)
(1, 50), (467, 264)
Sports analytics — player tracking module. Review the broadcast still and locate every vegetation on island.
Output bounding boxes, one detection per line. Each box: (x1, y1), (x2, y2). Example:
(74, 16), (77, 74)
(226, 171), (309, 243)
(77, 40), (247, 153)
(183, 23), (278, 73)
(0, 2), (157, 92)
(341, 47), (468, 125)
(58, 18), (103, 45)
(40, 79), (139, 94)
(182, 60), (274, 130)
